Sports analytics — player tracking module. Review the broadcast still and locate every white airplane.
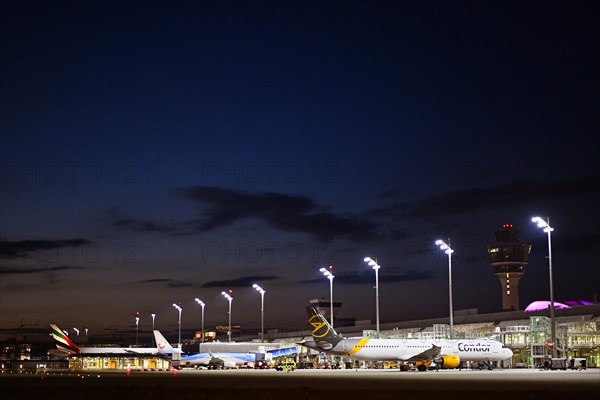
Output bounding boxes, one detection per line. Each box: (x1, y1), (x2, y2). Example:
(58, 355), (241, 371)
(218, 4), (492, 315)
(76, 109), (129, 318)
(299, 307), (513, 370)
(179, 352), (261, 369)
(50, 324), (182, 356)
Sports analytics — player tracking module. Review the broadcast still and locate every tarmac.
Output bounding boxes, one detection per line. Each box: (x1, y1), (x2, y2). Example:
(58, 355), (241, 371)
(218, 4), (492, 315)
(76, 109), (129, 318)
(2, 368), (598, 400)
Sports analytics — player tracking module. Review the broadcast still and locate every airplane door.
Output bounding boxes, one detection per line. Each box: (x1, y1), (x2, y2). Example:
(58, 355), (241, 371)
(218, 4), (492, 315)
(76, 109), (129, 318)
(341, 342), (349, 353)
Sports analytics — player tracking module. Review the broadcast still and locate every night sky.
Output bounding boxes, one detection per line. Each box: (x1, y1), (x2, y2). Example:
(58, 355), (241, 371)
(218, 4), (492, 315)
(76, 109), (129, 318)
(1, 1), (599, 339)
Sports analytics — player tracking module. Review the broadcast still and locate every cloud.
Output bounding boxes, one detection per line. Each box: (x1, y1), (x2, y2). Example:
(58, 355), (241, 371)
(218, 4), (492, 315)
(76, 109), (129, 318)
(175, 186), (379, 243)
(371, 176), (600, 219)
(0, 239), (91, 259)
(201, 274), (278, 288)
(115, 219), (173, 233)
(139, 278), (196, 288)
(140, 278), (173, 283)
(301, 270), (432, 285)
(0, 265), (83, 275)
(168, 281), (195, 288)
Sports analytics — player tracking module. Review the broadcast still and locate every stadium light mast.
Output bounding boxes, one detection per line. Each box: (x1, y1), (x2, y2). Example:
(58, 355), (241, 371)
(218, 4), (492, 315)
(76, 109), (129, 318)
(435, 239), (454, 339)
(532, 216), (557, 358)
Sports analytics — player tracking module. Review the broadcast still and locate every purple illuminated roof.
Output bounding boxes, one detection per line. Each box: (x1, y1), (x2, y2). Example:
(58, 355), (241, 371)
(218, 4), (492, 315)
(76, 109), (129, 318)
(524, 301), (571, 312)
(524, 299), (594, 312)
(563, 300), (594, 307)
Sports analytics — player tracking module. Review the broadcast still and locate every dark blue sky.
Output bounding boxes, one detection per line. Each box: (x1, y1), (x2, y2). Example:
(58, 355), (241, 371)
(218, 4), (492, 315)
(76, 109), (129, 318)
(1, 1), (598, 338)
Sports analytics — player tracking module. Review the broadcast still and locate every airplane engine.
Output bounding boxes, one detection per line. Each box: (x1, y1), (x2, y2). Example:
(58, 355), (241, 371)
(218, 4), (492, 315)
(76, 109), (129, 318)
(434, 355), (461, 369)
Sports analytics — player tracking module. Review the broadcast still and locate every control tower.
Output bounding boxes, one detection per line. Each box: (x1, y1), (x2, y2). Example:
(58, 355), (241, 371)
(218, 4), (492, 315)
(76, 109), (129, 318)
(487, 224), (532, 311)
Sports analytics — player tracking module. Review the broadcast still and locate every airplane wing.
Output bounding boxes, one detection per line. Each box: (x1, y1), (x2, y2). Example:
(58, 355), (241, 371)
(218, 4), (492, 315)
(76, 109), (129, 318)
(48, 348), (73, 358)
(401, 345), (442, 362)
(123, 348), (156, 355)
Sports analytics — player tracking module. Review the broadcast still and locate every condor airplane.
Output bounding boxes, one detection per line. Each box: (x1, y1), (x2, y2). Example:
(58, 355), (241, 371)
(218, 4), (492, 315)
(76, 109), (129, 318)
(300, 307), (512, 370)
(50, 324), (182, 356)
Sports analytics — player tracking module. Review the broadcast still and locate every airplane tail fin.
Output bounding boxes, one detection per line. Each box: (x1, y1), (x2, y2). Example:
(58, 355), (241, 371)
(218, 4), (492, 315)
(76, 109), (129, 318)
(50, 324), (82, 355)
(154, 330), (180, 353)
(306, 306), (343, 350)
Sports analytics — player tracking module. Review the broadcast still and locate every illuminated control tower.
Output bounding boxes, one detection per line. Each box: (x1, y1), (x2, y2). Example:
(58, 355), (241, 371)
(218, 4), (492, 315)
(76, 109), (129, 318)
(487, 224), (532, 311)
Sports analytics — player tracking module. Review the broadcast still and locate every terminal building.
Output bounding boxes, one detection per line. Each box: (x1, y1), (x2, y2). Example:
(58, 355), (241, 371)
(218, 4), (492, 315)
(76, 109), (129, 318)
(258, 302), (600, 369)
(2, 301), (599, 371)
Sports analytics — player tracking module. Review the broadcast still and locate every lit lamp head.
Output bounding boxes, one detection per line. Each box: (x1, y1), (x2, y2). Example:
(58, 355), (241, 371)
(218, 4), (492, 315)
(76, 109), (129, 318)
(363, 257), (380, 270)
(532, 217), (554, 232)
(319, 267), (334, 280)
(252, 284), (265, 294)
(172, 303), (182, 312)
(435, 239), (454, 255)
(194, 298), (205, 307)
(221, 291), (233, 301)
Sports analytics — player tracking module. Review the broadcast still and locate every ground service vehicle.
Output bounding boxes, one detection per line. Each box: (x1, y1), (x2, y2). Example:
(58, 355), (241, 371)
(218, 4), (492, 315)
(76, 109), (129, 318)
(568, 358), (587, 370)
(276, 359), (296, 371)
(550, 358), (567, 370)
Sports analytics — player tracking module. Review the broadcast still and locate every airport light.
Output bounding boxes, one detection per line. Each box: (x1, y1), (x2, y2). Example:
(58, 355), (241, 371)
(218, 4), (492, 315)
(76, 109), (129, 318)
(319, 266), (335, 330)
(252, 284), (266, 341)
(532, 216), (557, 358)
(73, 327), (79, 336)
(221, 291), (233, 343)
(84, 327), (88, 336)
(194, 298), (205, 349)
(150, 313), (156, 347)
(172, 303), (182, 348)
(435, 239), (455, 339)
(135, 312), (140, 346)
(363, 257), (381, 338)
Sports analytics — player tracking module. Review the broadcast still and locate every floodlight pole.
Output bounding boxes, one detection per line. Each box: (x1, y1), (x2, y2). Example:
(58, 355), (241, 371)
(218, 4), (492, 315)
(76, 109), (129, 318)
(532, 216), (557, 358)
(435, 239), (454, 339)
(252, 284), (266, 341)
(172, 304), (182, 349)
(221, 292), (233, 343)
(151, 313), (156, 347)
(319, 267), (335, 330)
(364, 257), (381, 338)
(194, 298), (205, 351)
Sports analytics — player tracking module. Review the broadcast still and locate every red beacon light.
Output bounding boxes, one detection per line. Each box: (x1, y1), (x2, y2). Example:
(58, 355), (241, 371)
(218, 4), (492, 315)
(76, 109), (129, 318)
(502, 223), (513, 228)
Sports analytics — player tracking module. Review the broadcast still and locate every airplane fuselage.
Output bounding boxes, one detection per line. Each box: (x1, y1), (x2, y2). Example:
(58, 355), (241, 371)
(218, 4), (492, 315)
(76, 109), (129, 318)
(303, 337), (512, 362)
(180, 352), (258, 367)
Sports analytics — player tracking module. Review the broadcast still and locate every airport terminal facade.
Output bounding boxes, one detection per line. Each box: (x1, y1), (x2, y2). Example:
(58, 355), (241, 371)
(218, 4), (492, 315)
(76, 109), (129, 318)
(2, 303), (599, 371)
(264, 303), (600, 369)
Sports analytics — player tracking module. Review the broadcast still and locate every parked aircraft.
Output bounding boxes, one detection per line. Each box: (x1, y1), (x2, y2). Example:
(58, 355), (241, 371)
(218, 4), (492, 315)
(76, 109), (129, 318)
(299, 306), (512, 370)
(179, 352), (262, 369)
(50, 324), (181, 356)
